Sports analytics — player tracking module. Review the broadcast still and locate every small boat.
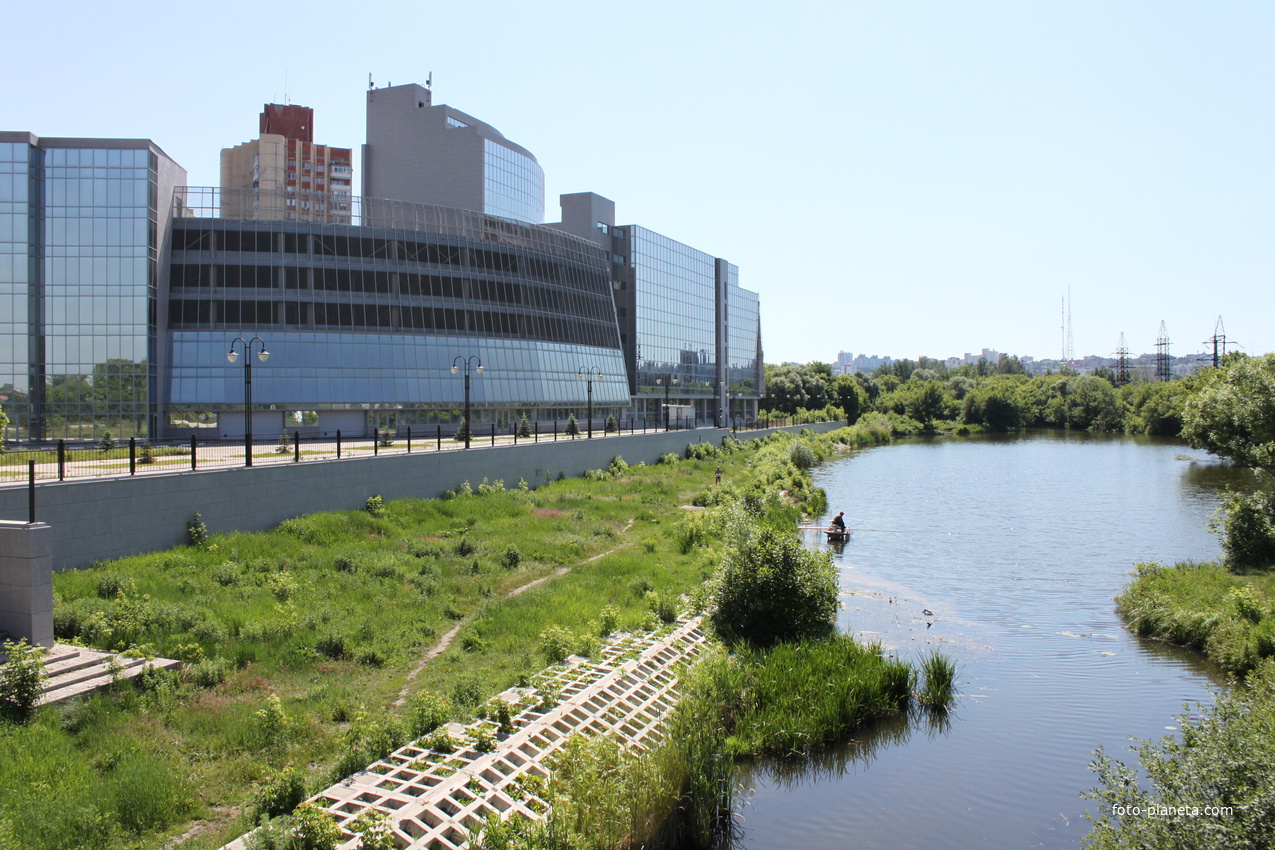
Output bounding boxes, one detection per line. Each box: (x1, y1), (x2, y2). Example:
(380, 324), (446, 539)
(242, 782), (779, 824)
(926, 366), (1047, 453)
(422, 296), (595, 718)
(825, 528), (852, 542)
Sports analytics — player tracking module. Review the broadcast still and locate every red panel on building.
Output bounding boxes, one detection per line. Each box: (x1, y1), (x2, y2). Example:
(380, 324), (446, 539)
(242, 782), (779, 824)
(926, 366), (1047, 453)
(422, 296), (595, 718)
(260, 104), (314, 143)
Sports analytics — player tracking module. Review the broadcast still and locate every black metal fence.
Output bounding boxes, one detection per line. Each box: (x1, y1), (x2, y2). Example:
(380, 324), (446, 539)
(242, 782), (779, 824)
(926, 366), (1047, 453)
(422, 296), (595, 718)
(0, 413), (828, 485)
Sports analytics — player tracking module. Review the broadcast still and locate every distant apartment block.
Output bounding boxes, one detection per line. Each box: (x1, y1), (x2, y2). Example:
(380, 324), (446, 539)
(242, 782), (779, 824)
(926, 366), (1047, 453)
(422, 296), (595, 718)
(220, 104), (352, 224)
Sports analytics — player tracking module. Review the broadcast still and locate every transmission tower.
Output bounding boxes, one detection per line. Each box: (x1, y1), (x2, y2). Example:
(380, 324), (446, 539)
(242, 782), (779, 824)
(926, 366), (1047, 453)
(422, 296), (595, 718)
(1202, 315), (1231, 368)
(1155, 321), (1172, 382)
(1060, 288), (1071, 364)
(1114, 332), (1131, 386)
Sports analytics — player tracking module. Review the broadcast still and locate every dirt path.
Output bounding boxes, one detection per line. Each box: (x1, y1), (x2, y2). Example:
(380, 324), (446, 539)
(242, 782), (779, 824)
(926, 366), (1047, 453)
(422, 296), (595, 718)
(393, 520), (634, 706)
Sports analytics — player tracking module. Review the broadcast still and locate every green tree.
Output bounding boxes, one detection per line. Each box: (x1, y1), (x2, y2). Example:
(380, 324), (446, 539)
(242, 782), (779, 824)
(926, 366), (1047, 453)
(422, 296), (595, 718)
(762, 364), (832, 415)
(964, 376), (1026, 431)
(906, 381), (949, 428)
(710, 522), (839, 646)
(1182, 354), (1275, 474)
(564, 414), (581, 437)
(1123, 382), (1186, 436)
(832, 374), (867, 425)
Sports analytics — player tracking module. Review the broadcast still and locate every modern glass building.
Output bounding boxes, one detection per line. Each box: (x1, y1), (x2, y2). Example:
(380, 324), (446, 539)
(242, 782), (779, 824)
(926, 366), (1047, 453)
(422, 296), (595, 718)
(363, 84), (545, 224)
(551, 192), (764, 426)
(165, 188), (627, 439)
(0, 133), (185, 442)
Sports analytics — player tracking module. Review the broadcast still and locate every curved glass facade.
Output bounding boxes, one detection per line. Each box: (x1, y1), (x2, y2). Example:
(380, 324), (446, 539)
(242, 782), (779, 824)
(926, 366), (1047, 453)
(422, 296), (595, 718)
(483, 140), (544, 223)
(165, 189), (626, 434)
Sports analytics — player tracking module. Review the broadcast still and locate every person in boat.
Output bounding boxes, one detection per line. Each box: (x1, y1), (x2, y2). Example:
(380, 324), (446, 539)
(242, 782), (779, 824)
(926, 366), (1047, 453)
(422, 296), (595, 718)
(830, 512), (846, 533)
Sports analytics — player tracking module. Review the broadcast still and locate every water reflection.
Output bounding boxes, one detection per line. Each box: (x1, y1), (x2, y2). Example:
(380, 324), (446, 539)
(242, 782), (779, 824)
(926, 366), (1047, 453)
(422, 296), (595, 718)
(736, 707), (953, 794)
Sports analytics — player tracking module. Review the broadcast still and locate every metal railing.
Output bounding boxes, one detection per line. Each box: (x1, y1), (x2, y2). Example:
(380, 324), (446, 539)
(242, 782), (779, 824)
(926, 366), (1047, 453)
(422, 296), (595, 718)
(0, 414), (779, 485)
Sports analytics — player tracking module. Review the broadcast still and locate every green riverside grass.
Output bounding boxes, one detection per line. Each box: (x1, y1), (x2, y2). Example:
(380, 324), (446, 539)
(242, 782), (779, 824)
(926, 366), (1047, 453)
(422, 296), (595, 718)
(0, 424), (939, 849)
(1117, 560), (1275, 674)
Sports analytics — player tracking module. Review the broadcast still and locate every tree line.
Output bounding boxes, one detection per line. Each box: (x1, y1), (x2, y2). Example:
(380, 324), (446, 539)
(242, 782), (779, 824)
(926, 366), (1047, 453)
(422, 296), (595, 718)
(762, 355), (1189, 436)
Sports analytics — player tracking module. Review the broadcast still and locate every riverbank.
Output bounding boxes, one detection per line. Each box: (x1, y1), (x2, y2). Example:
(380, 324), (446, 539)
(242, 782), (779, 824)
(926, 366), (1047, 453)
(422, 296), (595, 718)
(0, 420), (920, 850)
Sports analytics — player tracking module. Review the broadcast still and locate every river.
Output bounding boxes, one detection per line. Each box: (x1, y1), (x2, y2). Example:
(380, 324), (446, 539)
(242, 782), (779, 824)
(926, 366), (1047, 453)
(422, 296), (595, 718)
(731, 432), (1253, 849)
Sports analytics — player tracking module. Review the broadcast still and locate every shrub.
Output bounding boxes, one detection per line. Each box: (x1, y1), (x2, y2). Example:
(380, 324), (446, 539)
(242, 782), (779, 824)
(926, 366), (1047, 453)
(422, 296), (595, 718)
(516, 414), (532, 438)
(564, 415), (581, 437)
(365, 495), (386, 518)
(599, 604), (620, 636)
(710, 520), (839, 646)
(276, 430), (291, 454)
(1212, 488), (1275, 572)
(539, 625), (574, 664)
(789, 443), (817, 470)
(290, 802), (342, 850)
(1084, 658), (1275, 848)
(187, 512), (209, 548)
(453, 418), (472, 443)
(253, 763), (307, 820)
(608, 455), (628, 477)
(254, 694), (292, 750)
(657, 452), (680, 465)
(408, 692), (452, 737)
(605, 414), (618, 433)
(469, 724), (498, 752)
(500, 547), (521, 570)
(350, 808), (396, 850)
(99, 430), (116, 451)
(0, 639), (46, 722)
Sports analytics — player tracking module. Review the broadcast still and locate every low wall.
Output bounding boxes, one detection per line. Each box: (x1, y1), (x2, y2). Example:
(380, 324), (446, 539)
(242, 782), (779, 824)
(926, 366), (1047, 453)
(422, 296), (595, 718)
(0, 422), (844, 570)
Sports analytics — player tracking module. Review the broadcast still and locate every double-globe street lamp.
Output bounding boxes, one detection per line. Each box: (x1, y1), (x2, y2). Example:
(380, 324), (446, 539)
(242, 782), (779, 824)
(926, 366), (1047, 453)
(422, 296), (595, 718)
(577, 365), (603, 439)
(656, 374), (678, 431)
(451, 355), (483, 449)
(227, 336), (269, 467)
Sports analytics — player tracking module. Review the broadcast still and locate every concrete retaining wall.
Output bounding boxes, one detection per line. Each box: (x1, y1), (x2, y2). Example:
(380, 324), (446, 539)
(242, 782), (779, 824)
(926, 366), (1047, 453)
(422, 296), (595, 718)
(0, 422), (844, 570)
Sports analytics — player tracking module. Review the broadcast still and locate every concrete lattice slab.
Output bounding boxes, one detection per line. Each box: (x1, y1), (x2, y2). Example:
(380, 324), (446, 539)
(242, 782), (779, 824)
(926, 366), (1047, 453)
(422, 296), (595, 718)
(222, 617), (709, 850)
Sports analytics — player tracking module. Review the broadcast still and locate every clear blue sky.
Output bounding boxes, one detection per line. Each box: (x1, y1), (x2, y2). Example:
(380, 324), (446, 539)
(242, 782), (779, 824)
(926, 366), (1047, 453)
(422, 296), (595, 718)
(6, 1), (1272, 363)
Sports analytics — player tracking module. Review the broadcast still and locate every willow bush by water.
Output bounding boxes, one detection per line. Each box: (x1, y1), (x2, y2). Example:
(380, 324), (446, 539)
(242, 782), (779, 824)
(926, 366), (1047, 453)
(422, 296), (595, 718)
(1084, 658), (1275, 850)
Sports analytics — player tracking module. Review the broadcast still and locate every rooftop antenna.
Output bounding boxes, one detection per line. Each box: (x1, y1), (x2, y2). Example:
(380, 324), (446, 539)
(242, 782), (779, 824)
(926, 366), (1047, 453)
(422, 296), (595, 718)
(368, 72), (374, 90)
(427, 72), (433, 90)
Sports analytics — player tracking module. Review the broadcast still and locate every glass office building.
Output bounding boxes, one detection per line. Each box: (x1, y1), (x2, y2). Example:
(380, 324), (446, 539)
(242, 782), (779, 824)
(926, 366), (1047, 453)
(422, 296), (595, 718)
(0, 134), (185, 441)
(551, 193), (764, 427)
(166, 188), (627, 438)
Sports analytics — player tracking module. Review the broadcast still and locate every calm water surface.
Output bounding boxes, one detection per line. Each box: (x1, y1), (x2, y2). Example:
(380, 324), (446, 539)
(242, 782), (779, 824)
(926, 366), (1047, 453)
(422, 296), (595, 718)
(733, 432), (1253, 849)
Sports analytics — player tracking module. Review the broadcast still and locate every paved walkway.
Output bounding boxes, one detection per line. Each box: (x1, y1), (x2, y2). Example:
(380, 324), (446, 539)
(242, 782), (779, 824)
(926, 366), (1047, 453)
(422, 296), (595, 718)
(222, 617), (709, 850)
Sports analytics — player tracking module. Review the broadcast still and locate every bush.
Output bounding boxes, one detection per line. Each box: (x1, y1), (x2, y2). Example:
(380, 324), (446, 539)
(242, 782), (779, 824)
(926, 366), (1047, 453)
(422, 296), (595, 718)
(1084, 658), (1275, 849)
(1212, 489), (1275, 571)
(453, 418), (472, 443)
(564, 415), (580, 437)
(253, 763), (307, 820)
(539, 625), (574, 664)
(500, 547), (521, 570)
(187, 512), (209, 548)
(605, 414), (618, 433)
(365, 495), (386, 518)
(789, 443), (817, 470)
(710, 521), (839, 646)
(290, 801), (342, 850)
(0, 639), (46, 722)
(517, 414), (532, 439)
(408, 692), (452, 737)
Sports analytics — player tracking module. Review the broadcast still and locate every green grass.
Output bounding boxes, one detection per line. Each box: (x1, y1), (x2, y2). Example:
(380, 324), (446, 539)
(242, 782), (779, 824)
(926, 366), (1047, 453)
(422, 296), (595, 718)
(4, 431), (857, 849)
(1117, 561), (1275, 674)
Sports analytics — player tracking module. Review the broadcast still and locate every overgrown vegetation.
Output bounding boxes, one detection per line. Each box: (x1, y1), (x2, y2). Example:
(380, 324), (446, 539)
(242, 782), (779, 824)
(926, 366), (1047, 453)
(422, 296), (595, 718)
(1084, 658), (1275, 849)
(9, 427), (889, 849)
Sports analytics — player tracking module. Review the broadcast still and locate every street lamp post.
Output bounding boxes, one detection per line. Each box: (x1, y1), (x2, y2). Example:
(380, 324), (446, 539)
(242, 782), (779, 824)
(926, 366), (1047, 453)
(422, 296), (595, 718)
(577, 365), (602, 439)
(451, 356), (483, 449)
(227, 336), (269, 467)
(658, 374), (678, 430)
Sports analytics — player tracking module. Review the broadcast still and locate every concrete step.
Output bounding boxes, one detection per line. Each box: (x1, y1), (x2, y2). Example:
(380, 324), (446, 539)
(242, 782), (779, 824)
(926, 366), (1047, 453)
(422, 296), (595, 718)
(34, 646), (180, 706)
